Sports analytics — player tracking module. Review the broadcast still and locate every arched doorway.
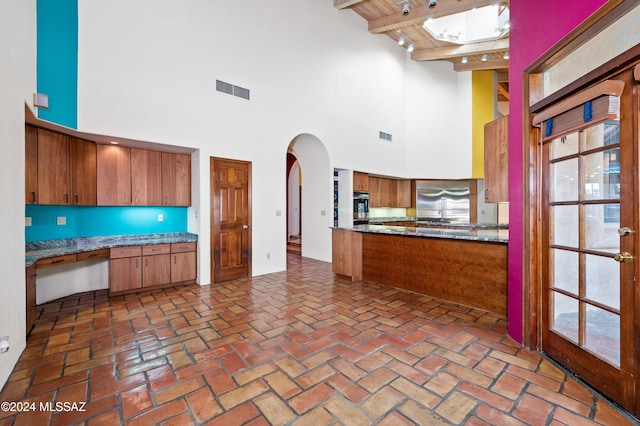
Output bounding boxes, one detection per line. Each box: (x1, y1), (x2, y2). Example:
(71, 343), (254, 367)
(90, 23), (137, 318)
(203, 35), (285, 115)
(286, 134), (332, 262)
(286, 153), (301, 255)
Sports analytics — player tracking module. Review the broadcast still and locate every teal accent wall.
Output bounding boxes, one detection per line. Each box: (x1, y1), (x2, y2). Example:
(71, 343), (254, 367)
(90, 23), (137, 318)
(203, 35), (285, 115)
(25, 206), (188, 242)
(37, 0), (78, 128)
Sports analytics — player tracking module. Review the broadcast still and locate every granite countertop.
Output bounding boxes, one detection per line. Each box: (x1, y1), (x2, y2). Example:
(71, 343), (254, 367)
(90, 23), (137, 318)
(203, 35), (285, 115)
(414, 221), (510, 229)
(26, 232), (198, 266)
(368, 217), (415, 223)
(335, 225), (508, 244)
(369, 217), (509, 230)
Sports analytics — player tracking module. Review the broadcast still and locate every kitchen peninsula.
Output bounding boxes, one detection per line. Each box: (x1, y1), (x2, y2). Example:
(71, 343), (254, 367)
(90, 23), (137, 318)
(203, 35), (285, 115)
(332, 224), (508, 316)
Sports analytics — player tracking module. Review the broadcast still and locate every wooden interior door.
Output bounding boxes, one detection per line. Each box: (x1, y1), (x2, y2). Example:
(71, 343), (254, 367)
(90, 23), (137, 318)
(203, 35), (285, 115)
(540, 69), (638, 413)
(211, 158), (251, 282)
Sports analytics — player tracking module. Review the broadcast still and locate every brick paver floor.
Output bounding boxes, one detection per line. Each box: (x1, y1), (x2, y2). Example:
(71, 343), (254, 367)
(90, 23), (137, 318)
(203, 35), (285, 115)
(1, 254), (637, 425)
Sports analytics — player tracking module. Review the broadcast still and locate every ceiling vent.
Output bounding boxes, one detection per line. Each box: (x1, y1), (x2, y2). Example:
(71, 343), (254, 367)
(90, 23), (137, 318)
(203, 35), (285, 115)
(379, 131), (393, 142)
(217, 79), (250, 100)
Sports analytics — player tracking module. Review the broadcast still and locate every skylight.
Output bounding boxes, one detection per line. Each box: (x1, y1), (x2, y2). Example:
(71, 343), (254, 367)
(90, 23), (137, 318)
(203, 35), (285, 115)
(423, 4), (510, 45)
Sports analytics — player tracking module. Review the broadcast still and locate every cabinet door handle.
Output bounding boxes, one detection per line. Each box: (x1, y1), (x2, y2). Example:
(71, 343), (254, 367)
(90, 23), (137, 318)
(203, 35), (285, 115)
(75, 194), (79, 204)
(65, 194), (69, 204)
(125, 196), (129, 204)
(136, 259), (139, 268)
(145, 258), (148, 267)
(174, 255), (176, 264)
(31, 192), (36, 202)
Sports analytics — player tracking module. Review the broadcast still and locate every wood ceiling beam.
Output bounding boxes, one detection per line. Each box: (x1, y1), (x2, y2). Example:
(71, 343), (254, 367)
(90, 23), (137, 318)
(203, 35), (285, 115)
(368, 0), (502, 34)
(334, 0), (367, 10)
(497, 71), (509, 83)
(453, 58), (509, 72)
(497, 82), (510, 101)
(412, 38), (509, 61)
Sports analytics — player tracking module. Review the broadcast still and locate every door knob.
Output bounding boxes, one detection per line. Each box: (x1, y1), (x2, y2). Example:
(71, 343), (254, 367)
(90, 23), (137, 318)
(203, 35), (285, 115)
(614, 252), (633, 263)
(618, 227), (635, 236)
(243, 224), (249, 229)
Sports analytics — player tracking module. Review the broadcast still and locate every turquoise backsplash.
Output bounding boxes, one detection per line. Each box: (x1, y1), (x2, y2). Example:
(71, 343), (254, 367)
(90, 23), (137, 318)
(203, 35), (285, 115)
(25, 205), (188, 242)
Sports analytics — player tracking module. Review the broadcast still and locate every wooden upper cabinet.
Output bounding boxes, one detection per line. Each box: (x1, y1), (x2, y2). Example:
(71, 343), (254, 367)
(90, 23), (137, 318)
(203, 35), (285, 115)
(396, 180), (412, 208)
(25, 125), (38, 204)
(97, 144), (132, 206)
(131, 148), (163, 206)
(484, 116), (509, 203)
(37, 128), (70, 205)
(162, 152), (191, 206)
(353, 171), (369, 192)
(70, 138), (97, 205)
(370, 177), (397, 207)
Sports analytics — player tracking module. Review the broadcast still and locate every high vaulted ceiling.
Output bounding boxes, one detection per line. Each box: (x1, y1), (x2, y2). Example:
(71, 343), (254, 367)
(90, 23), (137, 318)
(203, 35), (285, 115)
(335, 0), (510, 101)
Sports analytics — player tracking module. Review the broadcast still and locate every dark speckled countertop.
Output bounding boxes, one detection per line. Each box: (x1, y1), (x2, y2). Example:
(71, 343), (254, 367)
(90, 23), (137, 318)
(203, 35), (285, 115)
(26, 232), (198, 266)
(334, 225), (508, 244)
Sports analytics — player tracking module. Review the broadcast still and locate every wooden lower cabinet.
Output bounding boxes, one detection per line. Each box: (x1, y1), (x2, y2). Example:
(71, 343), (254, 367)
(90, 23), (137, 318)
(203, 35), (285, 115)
(110, 257), (142, 293)
(26, 265), (36, 336)
(143, 254), (171, 287)
(171, 252), (196, 282)
(109, 243), (196, 294)
(171, 242), (197, 283)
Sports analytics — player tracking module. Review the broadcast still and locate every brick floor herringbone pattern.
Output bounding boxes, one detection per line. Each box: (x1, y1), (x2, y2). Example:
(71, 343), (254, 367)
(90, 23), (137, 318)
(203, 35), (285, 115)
(1, 254), (638, 425)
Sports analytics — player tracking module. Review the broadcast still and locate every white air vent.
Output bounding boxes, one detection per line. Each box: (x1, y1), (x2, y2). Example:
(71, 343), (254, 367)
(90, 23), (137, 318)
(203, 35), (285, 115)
(233, 85), (250, 100)
(217, 80), (250, 100)
(216, 80), (234, 95)
(379, 131), (393, 142)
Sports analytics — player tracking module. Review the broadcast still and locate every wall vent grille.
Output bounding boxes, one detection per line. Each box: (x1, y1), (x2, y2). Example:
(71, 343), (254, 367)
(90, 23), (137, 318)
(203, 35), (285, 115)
(216, 80), (234, 95)
(379, 131), (393, 142)
(233, 85), (250, 100)
(217, 79), (250, 100)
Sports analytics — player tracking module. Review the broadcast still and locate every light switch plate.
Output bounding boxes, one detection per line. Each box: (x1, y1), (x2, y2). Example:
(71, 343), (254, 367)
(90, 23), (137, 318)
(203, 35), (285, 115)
(56, 216), (66, 225)
(25, 217), (32, 227)
(158, 214), (164, 222)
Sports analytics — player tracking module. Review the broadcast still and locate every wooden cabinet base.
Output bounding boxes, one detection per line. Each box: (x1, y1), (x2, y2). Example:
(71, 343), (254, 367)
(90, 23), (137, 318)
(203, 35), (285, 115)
(109, 279), (197, 296)
(332, 229), (507, 316)
(26, 265), (36, 336)
(331, 229), (362, 281)
(361, 233), (507, 316)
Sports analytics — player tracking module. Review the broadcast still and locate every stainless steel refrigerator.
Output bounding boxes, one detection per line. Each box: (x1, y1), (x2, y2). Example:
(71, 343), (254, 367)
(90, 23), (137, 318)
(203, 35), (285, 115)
(416, 180), (470, 223)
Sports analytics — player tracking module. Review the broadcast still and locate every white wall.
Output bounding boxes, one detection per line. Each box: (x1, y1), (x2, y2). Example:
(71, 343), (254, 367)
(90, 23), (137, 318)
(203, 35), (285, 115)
(405, 60), (473, 179)
(0, 0), (36, 388)
(76, 0), (473, 281)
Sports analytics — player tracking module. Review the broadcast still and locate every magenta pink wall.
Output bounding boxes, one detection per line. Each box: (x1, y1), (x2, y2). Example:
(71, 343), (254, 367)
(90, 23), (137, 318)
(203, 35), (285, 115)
(508, 0), (607, 342)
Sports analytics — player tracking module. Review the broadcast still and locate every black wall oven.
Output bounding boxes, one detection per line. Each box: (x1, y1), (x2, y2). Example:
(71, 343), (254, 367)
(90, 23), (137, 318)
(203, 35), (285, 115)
(353, 191), (369, 225)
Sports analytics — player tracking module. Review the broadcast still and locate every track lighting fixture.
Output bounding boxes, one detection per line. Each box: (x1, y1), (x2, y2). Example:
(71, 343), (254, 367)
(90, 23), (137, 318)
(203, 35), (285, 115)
(461, 56), (468, 64)
(503, 51), (510, 60)
(401, 0), (409, 15)
(481, 53), (488, 62)
(396, 30), (414, 54)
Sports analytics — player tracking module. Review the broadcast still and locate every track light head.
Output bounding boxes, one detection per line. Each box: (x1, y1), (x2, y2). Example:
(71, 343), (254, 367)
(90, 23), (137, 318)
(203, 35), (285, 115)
(402, 1), (409, 15)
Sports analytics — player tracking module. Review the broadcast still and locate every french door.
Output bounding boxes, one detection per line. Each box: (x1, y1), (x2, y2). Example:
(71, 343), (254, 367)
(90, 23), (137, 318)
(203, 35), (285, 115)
(541, 67), (638, 412)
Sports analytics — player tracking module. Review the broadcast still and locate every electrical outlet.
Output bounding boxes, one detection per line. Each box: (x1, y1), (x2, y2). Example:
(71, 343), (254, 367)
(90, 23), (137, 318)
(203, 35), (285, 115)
(56, 216), (66, 226)
(158, 214), (164, 222)
(266, 253), (270, 260)
(25, 217), (32, 227)
(275, 210), (282, 217)
(321, 210), (327, 216)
